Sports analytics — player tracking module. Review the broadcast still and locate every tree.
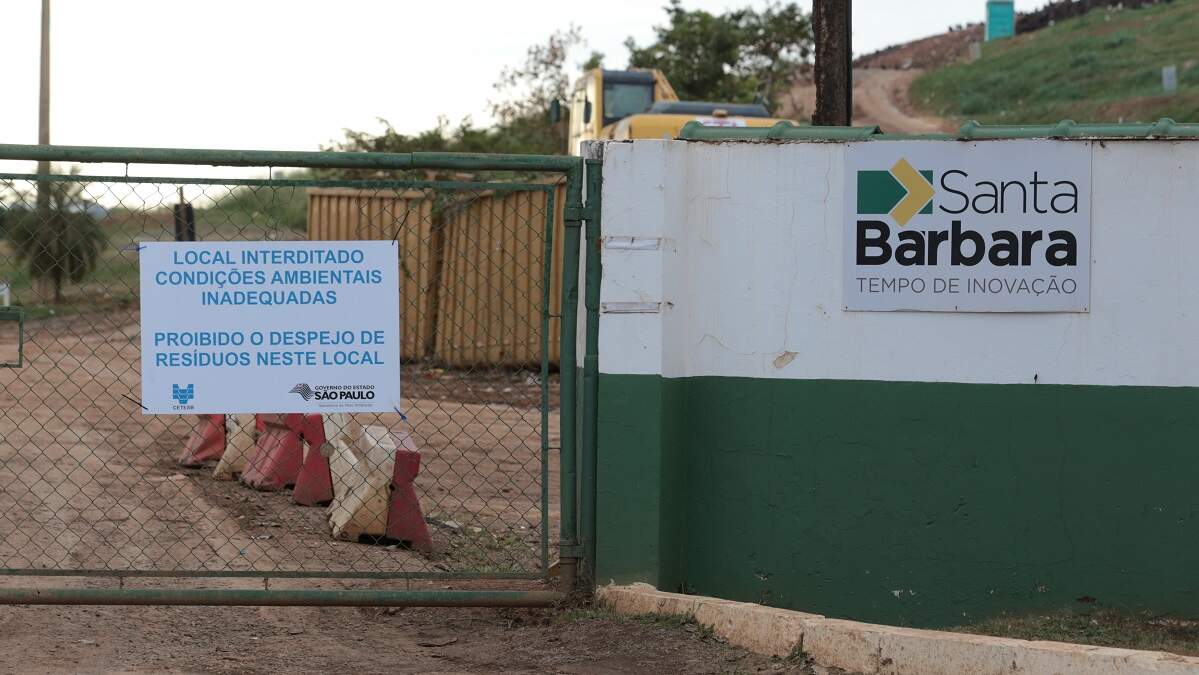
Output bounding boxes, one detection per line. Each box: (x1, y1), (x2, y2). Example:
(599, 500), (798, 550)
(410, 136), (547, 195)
(581, 51), (605, 71)
(6, 170), (107, 303)
(490, 26), (583, 154)
(626, 1), (750, 102)
(626, 1), (812, 111)
(738, 2), (813, 111)
(324, 28), (586, 169)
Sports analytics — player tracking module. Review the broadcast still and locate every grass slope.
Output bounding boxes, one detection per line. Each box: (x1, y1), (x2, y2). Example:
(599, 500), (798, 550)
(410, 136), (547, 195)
(911, 0), (1199, 124)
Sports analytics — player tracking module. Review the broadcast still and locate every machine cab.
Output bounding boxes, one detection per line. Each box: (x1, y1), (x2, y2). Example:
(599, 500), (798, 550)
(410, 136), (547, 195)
(568, 69), (664, 155)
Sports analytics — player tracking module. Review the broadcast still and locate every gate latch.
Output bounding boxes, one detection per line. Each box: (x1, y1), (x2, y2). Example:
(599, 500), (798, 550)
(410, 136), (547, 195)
(0, 307), (23, 369)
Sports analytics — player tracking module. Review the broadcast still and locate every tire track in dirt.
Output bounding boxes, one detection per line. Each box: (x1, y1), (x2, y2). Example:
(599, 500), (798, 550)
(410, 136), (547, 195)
(784, 67), (953, 134)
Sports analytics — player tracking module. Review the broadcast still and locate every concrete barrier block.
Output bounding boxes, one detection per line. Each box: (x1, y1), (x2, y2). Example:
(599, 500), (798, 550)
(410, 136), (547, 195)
(326, 420), (430, 548)
(804, 621), (1199, 675)
(327, 422), (394, 539)
(291, 413), (333, 506)
(212, 414), (256, 480)
(597, 584), (814, 658)
(597, 583), (701, 616)
(1121, 651), (1199, 675)
(241, 414), (303, 490)
(595, 584), (1199, 674)
(802, 618), (884, 674)
(1016, 641), (1199, 674)
(692, 599), (811, 657)
(177, 414), (225, 467)
(876, 626), (1021, 675)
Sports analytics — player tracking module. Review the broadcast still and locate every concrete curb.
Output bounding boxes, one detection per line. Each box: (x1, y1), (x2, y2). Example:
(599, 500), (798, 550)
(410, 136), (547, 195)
(596, 583), (1199, 674)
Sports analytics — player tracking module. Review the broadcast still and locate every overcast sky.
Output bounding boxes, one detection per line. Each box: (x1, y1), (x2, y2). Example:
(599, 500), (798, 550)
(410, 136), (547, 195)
(0, 0), (1048, 161)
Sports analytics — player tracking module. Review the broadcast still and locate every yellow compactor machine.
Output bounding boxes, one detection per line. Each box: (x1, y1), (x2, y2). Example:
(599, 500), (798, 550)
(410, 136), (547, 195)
(553, 68), (793, 155)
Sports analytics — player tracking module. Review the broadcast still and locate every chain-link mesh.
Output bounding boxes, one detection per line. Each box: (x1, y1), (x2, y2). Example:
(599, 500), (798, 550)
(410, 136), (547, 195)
(0, 169), (563, 581)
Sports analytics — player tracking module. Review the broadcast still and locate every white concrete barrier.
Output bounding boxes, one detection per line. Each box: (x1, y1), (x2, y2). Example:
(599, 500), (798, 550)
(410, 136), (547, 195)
(598, 583), (1199, 674)
(212, 414), (257, 480)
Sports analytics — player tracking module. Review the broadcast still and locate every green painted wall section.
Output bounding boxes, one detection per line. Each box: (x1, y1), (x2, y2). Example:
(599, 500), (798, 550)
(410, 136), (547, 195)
(594, 375), (683, 586)
(596, 373), (1199, 627)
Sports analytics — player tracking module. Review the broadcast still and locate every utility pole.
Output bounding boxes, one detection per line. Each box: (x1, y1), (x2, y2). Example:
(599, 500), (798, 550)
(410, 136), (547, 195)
(36, 0), (51, 211)
(812, 0), (852, 126)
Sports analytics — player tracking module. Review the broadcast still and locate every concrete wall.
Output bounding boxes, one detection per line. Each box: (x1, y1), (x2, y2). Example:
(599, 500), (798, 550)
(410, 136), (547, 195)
(595, 138), (1199, 627)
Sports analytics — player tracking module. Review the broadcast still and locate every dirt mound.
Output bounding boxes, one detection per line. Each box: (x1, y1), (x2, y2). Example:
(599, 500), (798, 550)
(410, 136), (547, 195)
(783, 69), (953, 134)
(856, 24), (983, 70)
(1018, 0), (1175, 33)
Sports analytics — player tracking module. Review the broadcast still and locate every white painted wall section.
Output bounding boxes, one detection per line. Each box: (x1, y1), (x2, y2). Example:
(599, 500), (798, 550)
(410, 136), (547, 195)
(598, 139), (1199, 387)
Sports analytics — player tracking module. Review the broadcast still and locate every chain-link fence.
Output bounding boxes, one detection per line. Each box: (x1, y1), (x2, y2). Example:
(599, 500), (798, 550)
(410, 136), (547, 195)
(0, 146), (587, 603)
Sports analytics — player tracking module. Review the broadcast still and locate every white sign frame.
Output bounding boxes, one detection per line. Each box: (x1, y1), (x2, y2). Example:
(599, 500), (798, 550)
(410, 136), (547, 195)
(843, 140), (1092, 312)
(139, 241), (401, 414)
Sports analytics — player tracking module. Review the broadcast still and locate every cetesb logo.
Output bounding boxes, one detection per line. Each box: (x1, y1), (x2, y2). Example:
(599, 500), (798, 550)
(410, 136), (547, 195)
(857, 159), (934, 226)
(289, 383), (315, 401)
(171, 384), (195, 405)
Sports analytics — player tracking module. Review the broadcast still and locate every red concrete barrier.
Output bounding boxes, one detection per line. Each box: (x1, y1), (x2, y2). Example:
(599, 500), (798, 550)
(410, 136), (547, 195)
(240, 414), (303, 491)
(290, 413), (334, 506)
(327, 422), (433, 552)
(386, 447), (433, 552)
(177, 414), (225, 467)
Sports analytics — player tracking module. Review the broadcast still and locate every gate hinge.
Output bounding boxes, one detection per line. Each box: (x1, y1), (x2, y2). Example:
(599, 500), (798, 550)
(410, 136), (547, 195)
(564, 203), (600, 224)
(559, 544), (585, 558)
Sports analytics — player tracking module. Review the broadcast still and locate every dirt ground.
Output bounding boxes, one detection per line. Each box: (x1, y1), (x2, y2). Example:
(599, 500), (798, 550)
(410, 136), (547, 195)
(0, 308), (805, 674)
(0, 308), (558, 576)
(0, 596), (836, 674)
(855, 25), (984, 71)
(0, 239), (813, 674)
(784, 68), (952, 134)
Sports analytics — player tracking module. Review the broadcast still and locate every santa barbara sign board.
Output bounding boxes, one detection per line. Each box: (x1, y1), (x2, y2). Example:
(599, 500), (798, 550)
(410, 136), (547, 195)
(844, 140), (1091, 312)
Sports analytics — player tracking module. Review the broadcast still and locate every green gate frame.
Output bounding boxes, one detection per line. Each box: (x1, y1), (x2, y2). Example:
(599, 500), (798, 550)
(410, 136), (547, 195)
(0, 143), (602, 607)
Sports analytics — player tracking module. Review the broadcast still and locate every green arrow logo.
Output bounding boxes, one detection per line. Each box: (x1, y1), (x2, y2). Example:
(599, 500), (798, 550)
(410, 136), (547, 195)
(857, 159), (934, 226)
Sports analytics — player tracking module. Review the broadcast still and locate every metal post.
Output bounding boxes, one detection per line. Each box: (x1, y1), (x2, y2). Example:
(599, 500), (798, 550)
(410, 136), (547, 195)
(580, 150), (602, 588)
(0, 144), (580, 173)
(0, 588), (564, 607)
(36, 0), (51, 211)
(38, 0), (51, 152)
(539, 188), (556, 576)
(557, 160), (585, 593)
(812, 0), (852, 126)
(173, 203), (185, 242)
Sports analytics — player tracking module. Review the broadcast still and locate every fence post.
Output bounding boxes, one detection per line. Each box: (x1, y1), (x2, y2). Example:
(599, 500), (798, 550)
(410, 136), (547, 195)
(812, 0), (853, 126)
(558, 158), (585, 593)
(173, 188), (195, 242)
(423, 206), (447, 359)
(580, 145), (603, 589)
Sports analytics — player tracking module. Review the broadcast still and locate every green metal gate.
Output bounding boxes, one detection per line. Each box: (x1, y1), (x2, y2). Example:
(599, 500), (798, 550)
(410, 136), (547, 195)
(0, 144), (598, 606)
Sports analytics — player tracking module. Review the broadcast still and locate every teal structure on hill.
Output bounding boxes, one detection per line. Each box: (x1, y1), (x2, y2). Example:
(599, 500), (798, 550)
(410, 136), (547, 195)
(987, 0), (1016, 41)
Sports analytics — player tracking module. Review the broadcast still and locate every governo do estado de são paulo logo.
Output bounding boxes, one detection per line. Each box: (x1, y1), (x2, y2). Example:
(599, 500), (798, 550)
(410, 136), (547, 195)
(289, 382), (376, 403)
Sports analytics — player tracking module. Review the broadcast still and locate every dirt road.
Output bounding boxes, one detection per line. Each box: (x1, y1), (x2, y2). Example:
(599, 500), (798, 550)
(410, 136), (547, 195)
(0, 308), (787, 673)
(0, 600), (818, 674)
(784, 68), (951, 134)
(0, 308), (558, 576)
